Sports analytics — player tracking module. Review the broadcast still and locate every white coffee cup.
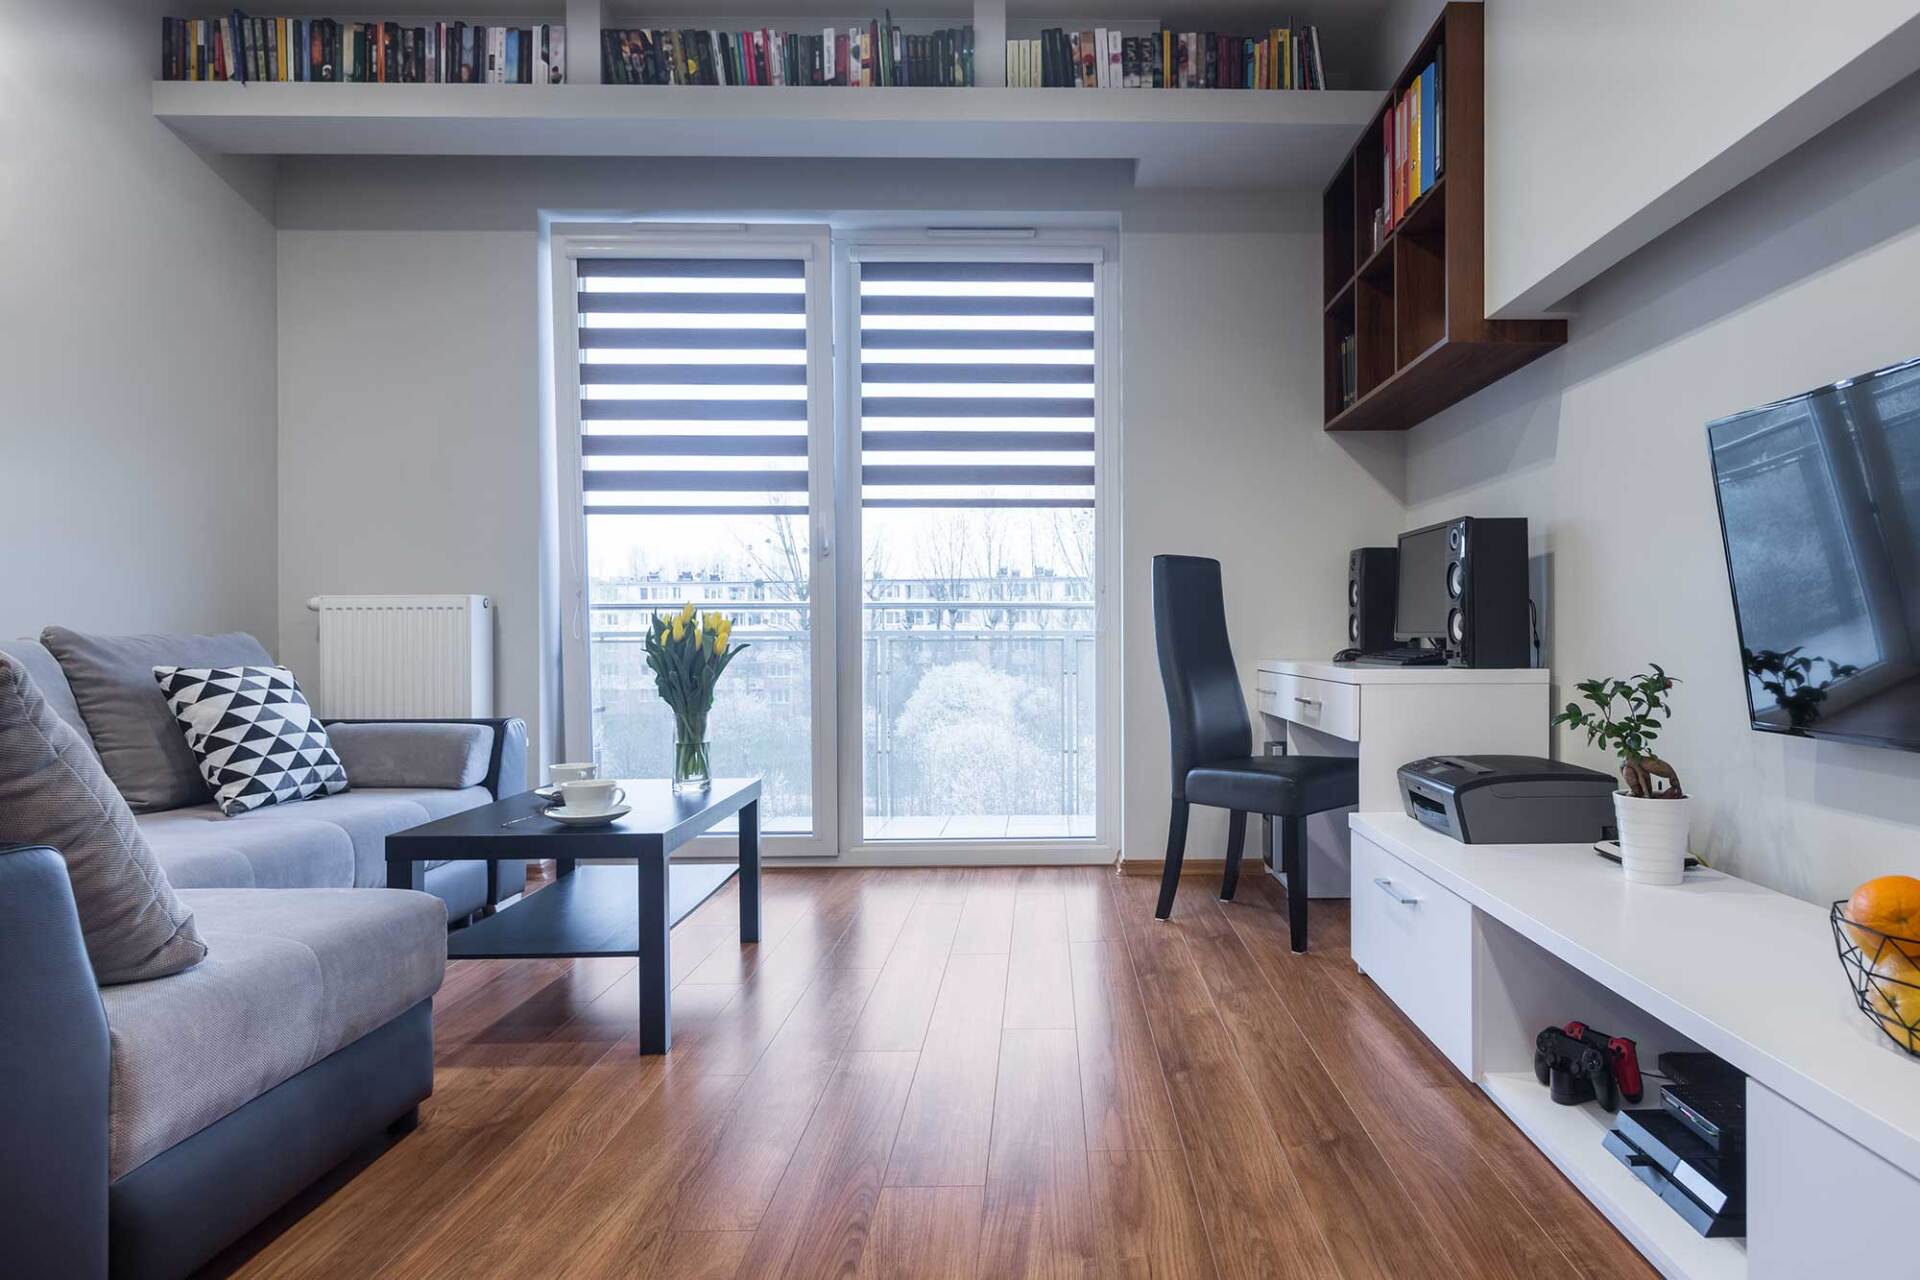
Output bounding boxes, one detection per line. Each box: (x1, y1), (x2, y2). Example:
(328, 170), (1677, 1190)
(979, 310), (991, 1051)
(559, 779), (626, 814)
(550, 762), (597, 786)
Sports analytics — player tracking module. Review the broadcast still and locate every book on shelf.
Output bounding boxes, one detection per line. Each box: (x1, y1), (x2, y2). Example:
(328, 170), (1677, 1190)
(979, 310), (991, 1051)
(601, 19), (973, 86)
(1379, 44), (1443, 235)
(160, 15), (564, 83)
(1004, 25), (1325, 88)
(1340, 332), (1358, 409)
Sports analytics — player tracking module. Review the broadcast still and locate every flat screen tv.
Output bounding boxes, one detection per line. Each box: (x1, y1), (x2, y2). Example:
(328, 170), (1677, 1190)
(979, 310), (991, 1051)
(1708, 355), (1920, 751)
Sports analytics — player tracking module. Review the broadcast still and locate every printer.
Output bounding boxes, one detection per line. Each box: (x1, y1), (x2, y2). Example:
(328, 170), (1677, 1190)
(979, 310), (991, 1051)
(1398, 755), (1617, 844)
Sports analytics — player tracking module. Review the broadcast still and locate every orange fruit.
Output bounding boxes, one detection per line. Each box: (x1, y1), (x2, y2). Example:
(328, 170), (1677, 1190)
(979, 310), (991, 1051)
(1846, 876), (1920, 964)
(1867, 950), (1920, 1053)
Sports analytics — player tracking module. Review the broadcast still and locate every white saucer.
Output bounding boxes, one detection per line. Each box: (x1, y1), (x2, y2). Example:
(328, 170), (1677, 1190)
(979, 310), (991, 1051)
(534, 784), (563, 802)
(545, 804), (630, 828)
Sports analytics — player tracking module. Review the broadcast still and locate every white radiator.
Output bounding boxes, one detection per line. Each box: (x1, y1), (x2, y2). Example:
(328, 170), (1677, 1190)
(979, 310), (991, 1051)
(306, 595), (494, 719)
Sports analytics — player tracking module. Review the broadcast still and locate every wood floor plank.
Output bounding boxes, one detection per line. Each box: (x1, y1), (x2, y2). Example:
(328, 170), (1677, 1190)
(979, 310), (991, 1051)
(847, 898), (963, 1052)
(651, 1230), (756, 1280)
(858, 1187), (984, 1280)
(735, 1051), (921, 1278)
(951, 875), (1017, 955)
(1086, 1147), (1216, 1278)
(821, 876), (922, 968)
(1069, 940), (1183, 1153)
(1114, 876), (1339, 1280)
(886, 952), (1009, 1187)
(978, 1027), (1097, 1279)
(673, 964), (884, 1231)
(1063, 869), (1124, 942)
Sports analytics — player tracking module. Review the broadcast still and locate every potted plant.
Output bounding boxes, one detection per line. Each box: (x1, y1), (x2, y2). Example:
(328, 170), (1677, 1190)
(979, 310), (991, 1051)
(643, 604), (748, 793)
(1551, 665), (1690, 885)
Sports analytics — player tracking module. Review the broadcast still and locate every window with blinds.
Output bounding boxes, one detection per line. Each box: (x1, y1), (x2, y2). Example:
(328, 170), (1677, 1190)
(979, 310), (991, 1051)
(856, 259), (1097, 509)
(576, 257), (811, 517)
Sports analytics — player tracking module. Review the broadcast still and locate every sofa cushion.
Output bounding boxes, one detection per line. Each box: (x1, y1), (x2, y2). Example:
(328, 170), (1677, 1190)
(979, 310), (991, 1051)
(0, 653), (206, 985)
(0, 637), (90, 746)
(41, 628), (273, 813)
(153, 665), (347, 816)
(136, 807), (355, 889)
(100, 886), (446, 1178)
(326, 721), (493, 790)
(221, 786), (494, 886)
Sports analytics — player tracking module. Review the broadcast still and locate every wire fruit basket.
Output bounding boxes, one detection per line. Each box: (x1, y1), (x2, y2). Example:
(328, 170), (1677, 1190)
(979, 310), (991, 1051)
(1831, 902), (1920, 1059)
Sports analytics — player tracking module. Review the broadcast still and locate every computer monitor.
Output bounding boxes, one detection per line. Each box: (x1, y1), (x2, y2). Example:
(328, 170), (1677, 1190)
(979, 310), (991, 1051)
(1395, 523), (1452, 642)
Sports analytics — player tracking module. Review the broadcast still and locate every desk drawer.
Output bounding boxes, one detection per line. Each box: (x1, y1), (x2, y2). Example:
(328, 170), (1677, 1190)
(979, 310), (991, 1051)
(1256, 673), (1360, 741)
(1350, 832), (1474, 1075)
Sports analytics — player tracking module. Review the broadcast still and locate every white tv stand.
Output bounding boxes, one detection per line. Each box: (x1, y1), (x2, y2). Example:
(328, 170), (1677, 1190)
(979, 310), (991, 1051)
(1350, 812), (1920, 1280)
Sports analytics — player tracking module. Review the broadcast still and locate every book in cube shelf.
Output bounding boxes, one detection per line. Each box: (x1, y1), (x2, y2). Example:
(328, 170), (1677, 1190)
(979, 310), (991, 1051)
(602, 20), (974, 87)
(1003, 25), (1325, 89)
(1380, 45), (1443, 234)
(161, 15), (565, 84)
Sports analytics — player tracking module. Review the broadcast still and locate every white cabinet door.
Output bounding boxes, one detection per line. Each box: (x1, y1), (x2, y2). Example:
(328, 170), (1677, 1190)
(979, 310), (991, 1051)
(1350, 831), (1476, 1076)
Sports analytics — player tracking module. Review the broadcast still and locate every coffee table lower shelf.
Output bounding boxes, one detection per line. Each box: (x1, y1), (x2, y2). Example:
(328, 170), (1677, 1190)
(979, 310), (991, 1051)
(446, 863), (739, 960)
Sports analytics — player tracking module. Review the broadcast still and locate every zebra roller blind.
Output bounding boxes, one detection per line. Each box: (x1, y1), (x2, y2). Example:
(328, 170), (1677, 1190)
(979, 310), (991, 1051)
(856, 258), (1097, 509)
(576, 256), (811, 517)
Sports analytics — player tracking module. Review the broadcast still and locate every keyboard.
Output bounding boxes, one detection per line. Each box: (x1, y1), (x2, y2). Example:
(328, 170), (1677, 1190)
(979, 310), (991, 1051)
(1347, 646), (1447, 667)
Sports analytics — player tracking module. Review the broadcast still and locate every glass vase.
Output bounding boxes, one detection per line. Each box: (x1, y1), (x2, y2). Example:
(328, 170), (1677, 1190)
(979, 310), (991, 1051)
(673, 720), (711, 794)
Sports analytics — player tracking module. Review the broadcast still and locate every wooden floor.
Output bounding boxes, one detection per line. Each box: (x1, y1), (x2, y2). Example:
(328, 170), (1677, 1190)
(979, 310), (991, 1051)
(209, 865), (1657, 1279)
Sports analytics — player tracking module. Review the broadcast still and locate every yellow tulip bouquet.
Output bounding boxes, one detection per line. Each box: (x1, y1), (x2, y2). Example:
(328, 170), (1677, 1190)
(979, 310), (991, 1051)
(643, 603), (748, 792)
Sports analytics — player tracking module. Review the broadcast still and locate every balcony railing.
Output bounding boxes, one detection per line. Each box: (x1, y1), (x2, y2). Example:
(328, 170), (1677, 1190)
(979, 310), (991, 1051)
(586, 597), (1095, 835)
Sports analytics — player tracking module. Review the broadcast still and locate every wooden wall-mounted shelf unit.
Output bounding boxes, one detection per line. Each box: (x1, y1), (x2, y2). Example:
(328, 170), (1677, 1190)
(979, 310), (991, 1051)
(1321, 3), (1563, 433)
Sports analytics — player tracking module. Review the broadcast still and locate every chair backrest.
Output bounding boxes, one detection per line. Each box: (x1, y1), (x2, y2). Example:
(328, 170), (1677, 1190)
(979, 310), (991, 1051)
(1152, 555), (1251, 798)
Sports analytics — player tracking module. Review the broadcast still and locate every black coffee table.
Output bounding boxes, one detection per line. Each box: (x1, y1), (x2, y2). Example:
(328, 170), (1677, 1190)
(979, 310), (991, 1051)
(386, 777), (760, 1054)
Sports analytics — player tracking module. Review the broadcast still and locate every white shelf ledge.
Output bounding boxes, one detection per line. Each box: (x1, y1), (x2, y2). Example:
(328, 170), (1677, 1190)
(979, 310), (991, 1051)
(1482, 1073), (1748, 1280)
(151, 81), (1380, 186)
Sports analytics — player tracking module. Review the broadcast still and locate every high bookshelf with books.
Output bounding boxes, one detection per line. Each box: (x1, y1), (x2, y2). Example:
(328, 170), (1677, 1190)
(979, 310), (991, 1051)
(1320, 3), (1563, 433)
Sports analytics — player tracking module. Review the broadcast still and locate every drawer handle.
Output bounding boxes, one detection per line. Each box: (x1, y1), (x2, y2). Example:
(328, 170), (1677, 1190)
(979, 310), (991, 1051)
(1373, 877), (1420, 906)
(1293, 696), (1320, 708)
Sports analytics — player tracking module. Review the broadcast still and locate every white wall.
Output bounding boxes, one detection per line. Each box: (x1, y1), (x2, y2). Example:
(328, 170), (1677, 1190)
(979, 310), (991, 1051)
(1403, 73), (1920, 905)
(0, 0), (279, 645)
(273, 157), (1405, 836)
(1482, 0), (1920, 317)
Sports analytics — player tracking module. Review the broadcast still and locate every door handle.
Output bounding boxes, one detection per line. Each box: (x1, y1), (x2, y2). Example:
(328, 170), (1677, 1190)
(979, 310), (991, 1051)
(1372, 877), (1419, 905)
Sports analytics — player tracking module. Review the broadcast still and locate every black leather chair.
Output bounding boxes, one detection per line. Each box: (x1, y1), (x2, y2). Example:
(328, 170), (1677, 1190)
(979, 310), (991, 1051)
(1151, 555), (1359, 951)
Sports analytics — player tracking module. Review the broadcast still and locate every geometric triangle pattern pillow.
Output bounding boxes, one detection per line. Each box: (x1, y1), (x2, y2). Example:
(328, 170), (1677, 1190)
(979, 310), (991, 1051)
(151, 664), (349, 816)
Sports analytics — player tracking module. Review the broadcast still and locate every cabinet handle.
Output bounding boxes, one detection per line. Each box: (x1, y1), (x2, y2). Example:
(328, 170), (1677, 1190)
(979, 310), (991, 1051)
(1373, 877), (1419, 906)
(1293, 696), (1319, 708)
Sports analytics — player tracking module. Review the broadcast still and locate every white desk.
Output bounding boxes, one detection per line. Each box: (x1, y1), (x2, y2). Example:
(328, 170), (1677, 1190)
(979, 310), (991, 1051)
(1351, 811), (1920, 1280)
(1252, 659), (1549, 897)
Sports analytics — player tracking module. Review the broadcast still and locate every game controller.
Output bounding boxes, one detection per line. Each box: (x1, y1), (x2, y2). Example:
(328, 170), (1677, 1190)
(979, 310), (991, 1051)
(1534, 1027), (1620, 1110)
(1563, 1021), (1643, 1105)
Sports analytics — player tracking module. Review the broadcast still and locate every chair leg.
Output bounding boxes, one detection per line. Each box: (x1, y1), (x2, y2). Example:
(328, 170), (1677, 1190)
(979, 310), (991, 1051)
(1154, 800), (1189, 920)
(1221, 810), (1247, 902)
(1283, 814), (1309, 953)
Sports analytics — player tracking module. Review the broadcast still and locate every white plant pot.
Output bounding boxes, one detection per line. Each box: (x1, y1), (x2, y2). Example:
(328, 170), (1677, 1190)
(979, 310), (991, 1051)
(1613, 791), (1692, 886)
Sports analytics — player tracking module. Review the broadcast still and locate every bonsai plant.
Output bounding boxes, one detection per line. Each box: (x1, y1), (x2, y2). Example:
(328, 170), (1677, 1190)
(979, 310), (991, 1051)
(643, 604), (748, 792)
(1551, 665), (1690, 884)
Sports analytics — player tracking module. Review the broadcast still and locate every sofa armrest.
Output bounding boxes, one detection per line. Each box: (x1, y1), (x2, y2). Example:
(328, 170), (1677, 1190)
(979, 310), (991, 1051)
(326, 721), (493, 790)
(0, 842), (110, 1279)
(323, 717), (528, 802)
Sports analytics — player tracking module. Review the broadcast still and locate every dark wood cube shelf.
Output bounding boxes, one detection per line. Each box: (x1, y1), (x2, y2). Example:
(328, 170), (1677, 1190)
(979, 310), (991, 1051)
(1321, 3), (1565, 433)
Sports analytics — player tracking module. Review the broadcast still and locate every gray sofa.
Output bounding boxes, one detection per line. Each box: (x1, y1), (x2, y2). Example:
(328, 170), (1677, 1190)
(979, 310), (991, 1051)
(1, 636), (527, 917)
(0, 633), (533, 1279)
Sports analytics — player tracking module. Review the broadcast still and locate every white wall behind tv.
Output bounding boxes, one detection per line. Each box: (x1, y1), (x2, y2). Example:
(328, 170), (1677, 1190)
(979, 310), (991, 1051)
(1402, 72), (1920, 905)
(0, 0), (278, 645)
(273, 157), (1405, 835)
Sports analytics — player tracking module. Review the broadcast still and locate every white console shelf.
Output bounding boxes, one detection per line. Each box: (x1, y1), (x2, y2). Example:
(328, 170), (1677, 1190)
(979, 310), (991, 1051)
(1351, 811), (1920, 1280)
(150, 82), (1380, 186)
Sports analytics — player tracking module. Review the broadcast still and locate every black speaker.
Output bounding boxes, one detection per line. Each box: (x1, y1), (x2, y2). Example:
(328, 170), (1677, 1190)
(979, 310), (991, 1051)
(1348, 547), (1398, 653)
(1439, 516), (1531, 668)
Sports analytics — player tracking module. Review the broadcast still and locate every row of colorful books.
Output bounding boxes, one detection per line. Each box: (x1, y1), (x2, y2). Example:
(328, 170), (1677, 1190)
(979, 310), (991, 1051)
(1005, 27), (1325, 89)
(160, 16), (564, 83)
(1382, 48), (1443, 232)
(601, 24), (975, 87)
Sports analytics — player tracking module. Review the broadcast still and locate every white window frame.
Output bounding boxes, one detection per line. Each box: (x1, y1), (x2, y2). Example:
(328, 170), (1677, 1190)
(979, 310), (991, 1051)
(548, 223), (841, 858)
(834, 229), (1122, 866)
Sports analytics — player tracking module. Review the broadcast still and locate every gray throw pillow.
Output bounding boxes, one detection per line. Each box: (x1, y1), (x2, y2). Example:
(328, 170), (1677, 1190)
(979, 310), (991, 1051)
(41, 627), (273, 813)
(0, 653), (206, 984)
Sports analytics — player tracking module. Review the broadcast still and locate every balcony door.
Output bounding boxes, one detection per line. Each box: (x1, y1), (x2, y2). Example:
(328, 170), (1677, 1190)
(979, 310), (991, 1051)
(554, 228), (839, 855)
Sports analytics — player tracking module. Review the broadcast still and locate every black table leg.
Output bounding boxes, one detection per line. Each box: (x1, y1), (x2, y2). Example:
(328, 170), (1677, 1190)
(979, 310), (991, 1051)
(739, 799), (761, 945)
(637, 840), (671, 1055)
(554, 858), (577, 879)
(384, 841), (424, 893)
